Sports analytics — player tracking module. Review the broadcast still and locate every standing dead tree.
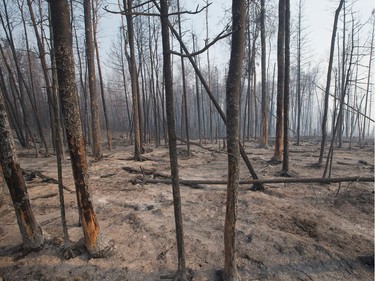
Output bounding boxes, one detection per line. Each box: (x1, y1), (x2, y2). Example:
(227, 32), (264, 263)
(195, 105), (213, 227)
(92, 0), (112, 151)
(222, 0), (246, 279)
(177, 0), (190, 157)
(161, 9), (263, 190)
(260, 0), (268, 148)
(272, 0), (285, 163)
(159, 1), (187, 279)
(318, 0), (344, 166)
(281, 0), (290, 176)
(323, 12), (356, 179)
(83, 0), (103, 160)
(124, 0), (143, 161)
(49, 0), (112, 258)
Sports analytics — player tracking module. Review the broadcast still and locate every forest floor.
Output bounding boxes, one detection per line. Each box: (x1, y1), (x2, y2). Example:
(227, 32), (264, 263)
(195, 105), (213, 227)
(0, 137), (373, 281)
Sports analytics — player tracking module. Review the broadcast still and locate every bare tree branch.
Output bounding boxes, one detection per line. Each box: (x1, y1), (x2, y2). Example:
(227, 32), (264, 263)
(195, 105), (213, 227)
(170, 25), (233, 58)
(104, 1), (211, 17)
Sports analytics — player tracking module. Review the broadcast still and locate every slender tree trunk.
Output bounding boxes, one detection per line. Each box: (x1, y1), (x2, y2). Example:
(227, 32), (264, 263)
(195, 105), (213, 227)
(223, 0), (246, 279)
(49, 0), (111, 257)
(156, 9), (260, 184)
(27, 0), (58, 156)
(177, 0), (190, 156)
(192, 34), (202, 145)
(159, 0), (187, 279)
(0, 88), (44, 251)
(18, 0), (39, 157)
(338, 2), (346, 148)
(296, 0), (302, 146)
(362, 16), (374, 144)
(323, 14), (355, 178)
(318, 0), (344, 165)
(268, 63), (276, 137)
(273, 0), (285, 162)
(260, 0), (268, 148)
(48, 2), (70, 248)
(92, 0), (112, 150)
(124, 0), (142, 160)
(118, 12), (133, 134)
(72, 24), (90, 145)
(281, 0), (290, 175)
(83, 0), (102, 160)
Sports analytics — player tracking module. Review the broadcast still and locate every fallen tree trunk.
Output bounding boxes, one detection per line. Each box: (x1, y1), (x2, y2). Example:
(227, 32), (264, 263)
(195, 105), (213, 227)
(141, 176), (374, 187)
(23, 169), (73, 193)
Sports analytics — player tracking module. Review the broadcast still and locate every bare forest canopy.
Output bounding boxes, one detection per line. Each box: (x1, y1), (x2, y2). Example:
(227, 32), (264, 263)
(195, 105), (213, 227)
(0, 0), (373, 149)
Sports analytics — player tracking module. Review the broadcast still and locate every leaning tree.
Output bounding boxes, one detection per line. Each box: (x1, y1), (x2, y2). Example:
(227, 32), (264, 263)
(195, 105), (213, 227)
(0, 88), (44, 251)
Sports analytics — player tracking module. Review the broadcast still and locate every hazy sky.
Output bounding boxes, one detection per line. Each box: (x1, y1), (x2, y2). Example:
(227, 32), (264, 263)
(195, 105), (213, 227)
(99, 0), (374, 74)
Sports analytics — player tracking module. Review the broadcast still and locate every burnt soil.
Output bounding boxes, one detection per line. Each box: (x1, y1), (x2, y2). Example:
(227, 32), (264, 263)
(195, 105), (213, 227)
(0, 138), (373, 280)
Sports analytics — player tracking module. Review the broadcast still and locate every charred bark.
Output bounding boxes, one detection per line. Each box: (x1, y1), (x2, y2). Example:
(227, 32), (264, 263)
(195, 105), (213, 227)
(49, 0), (112, 257)
(83, 0), (103, 160)
(223, 1), (246, 280)
(272, 0), (285, 163)
(159, 0), (187, 279)
(0, 88), (44, 251)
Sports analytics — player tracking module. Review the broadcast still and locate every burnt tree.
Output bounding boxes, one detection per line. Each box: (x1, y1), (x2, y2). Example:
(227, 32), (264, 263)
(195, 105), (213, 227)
(159, 0), (187, 279)
(272, 0), (286, 162)
(0, 87), (44, 251)
(83, 0), (103, 160)
(223, 0), (246, 280)
(49, 0), (111, 257)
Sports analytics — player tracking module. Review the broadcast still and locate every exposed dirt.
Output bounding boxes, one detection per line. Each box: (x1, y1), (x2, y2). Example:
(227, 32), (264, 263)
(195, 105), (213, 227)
(0, 138), (373, 280)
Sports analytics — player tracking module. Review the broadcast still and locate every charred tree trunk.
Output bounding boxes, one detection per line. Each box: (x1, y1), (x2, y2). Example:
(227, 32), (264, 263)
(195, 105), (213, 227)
(92, 0), (112, 151)
(281, 0), (290, 175)
(124, 0), (142, 160)
(260, 0), (268, 148)
(223, 1), (246, 280)
(177, 0), (190, 157)
(83, 0), (102, 160)
(192, 34), (203, 145)
(0, 88), (44, 251)
(296, 0), (302, 146)
(318, 0), (344, 165)
(159, 0), (187, 279)
(362, 15), (374, 144)
(272, 0), (285, 162)
(49, 0), (111, 257)
(48, 2), (70, 249)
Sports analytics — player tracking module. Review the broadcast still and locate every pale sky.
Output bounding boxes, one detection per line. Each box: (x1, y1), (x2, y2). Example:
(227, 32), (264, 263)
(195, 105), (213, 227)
(99, 0), (375, 75)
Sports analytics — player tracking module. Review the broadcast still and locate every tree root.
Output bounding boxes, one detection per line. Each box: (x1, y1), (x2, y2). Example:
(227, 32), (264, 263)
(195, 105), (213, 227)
(88, 239), (115, 259)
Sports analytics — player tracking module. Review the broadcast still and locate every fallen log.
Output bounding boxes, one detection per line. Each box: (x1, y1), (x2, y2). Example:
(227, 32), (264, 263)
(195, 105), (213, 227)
(141, 176), (374, 188)
(31, 192), (58, 200)
(23, 169), (73, 193)
(123, 166), (170, 179)
(176, 137), (226, 154)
